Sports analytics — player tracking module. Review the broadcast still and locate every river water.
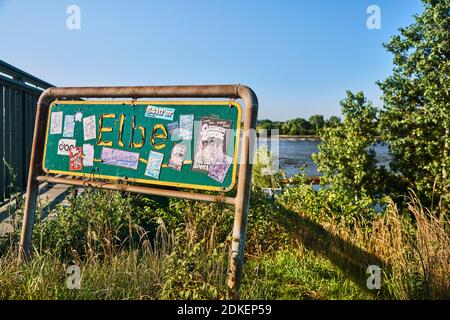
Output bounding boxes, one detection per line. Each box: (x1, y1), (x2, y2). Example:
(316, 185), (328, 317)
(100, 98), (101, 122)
(259, 139), (391, 178)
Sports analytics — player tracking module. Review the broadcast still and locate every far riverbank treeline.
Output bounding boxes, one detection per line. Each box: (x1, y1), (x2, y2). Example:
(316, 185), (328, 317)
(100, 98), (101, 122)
(257, 115), (341, 136)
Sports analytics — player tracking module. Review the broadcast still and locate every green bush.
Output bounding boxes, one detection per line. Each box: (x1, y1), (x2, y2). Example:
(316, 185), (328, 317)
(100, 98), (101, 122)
(279, 185), (378, 228)
(32, 187), (158, 259)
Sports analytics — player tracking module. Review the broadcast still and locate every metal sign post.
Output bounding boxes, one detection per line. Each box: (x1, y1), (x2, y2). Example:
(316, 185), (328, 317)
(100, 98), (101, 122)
(18, 85), (258, 298)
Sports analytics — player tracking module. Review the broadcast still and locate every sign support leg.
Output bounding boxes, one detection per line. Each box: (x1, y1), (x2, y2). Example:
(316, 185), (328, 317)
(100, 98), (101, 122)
(18, 177), (39, 262)
(227, 86), (258, 299)
(227, 168), (252, 298)
(18, 90), (52, 263)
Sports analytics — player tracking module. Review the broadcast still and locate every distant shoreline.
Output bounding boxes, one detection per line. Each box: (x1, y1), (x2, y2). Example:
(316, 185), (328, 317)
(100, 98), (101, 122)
(257, 135), (384, 142)
(257, 135), (321, 141)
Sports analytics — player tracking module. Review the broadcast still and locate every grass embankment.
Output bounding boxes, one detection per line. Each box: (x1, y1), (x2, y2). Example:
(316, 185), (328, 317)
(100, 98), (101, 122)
(0, 185), (448, 300)
(0, 247), (368, 300)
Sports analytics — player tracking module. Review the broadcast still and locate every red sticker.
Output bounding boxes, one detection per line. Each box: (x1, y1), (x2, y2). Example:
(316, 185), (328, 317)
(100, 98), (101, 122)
(69, 146), (83, 171)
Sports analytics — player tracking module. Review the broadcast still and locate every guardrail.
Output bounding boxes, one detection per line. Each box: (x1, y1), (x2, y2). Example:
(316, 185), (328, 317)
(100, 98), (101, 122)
(0, 59), (53, 204)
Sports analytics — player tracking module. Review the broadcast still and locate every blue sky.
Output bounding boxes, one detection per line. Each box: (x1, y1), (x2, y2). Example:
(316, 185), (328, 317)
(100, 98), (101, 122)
(0, 0), (423, 120)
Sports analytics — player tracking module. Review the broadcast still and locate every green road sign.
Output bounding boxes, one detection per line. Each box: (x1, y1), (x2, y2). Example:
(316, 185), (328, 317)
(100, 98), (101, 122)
(43, 100), (242, 191)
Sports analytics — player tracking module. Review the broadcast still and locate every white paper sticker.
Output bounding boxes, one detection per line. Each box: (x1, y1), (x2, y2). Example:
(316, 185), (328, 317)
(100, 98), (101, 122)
(101, 147), (140, 170)
(57, 139), (76, 156)
(50, 111), (63, 134)
(83, 115), (97, 141)
(75, 112), (83, 122)
(145, 105), (175, 121)
(145, 151), (164, 178)
(179, 114), (194, 140)
(63, 115), (75, 138)
(82, 144), (94, 167)
(208, 155), (233, 183)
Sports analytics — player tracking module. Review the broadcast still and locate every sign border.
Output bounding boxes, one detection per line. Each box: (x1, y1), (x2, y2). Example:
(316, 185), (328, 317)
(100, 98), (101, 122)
(42, 100), (242, 192)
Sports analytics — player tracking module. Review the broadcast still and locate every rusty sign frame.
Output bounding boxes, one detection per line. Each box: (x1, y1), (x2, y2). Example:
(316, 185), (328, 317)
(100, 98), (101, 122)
(18, 84), (258, 298)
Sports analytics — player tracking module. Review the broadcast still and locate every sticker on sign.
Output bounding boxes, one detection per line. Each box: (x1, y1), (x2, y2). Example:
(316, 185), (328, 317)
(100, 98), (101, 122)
(145, 105), (175, 121)
(101, 147), (140, 170)
(50, 111), (63, 134)
(57, 139), (76, 156)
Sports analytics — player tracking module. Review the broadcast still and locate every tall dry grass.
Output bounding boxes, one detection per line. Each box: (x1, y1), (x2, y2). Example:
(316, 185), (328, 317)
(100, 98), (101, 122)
(280, 185), (449, 299)
(358, 192), (449, 299)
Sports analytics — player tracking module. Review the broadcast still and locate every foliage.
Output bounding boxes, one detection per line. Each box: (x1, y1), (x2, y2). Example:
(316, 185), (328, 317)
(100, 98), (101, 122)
(256, 115), (341, 136)
(3, 179), (447, 299)
(281, 118), (313, 135)
(312, 91), (387, 203)
(1, 160), (24, 247)
(1, 172), (448, 299)
(32, 187), (157, 259)
(308, 115), (325, 134)
(161, 239), (229, 299)
(240, 249), (372, 300)
(246, 190), (292, 254)
(280, 185), (449, 299)
(251, 145), (286, 190)
(256, 119), (283, 135)
(361, 193), (449, 299)
(377, 0), (450, 204)
(279, 185), (377, 228)
(324, 116), (341, 128)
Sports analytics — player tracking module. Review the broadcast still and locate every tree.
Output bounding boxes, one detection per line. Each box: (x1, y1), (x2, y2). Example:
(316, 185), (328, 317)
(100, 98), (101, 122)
(377, 0), (450, 202)
(312, 91), (385, 200)
(257, 119), (274, 134)
(257, 119), (283, 136)
(325, 116), (341, 128)
(281, 118), (312, 135)
(281, 120), (295, 135)
(309, 115), (325, 134)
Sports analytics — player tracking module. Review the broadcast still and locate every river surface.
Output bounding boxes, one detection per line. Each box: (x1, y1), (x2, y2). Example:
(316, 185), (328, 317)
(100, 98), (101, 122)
(260, 139), (391, 178)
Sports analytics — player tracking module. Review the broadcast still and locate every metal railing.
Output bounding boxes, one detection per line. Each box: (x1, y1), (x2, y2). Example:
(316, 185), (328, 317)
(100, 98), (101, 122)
(0, 59), (53, 204)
